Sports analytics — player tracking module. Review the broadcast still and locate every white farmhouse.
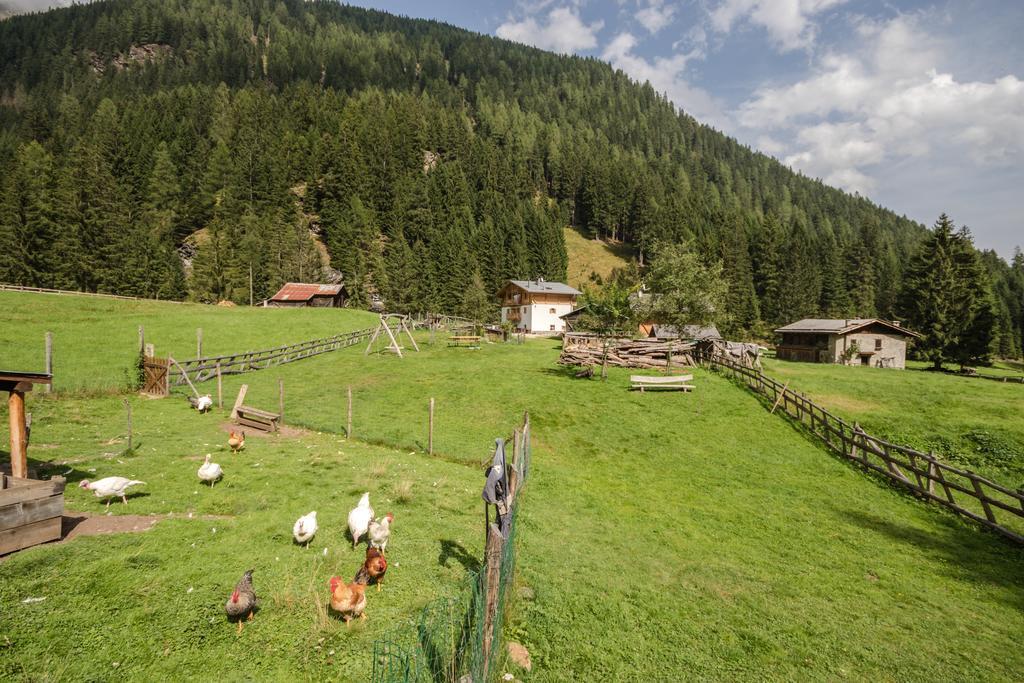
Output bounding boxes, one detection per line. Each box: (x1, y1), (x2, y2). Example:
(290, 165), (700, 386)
(498, 279), (581, 334)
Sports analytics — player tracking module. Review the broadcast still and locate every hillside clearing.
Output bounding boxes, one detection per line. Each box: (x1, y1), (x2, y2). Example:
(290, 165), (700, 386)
(563, 227), (634, 290)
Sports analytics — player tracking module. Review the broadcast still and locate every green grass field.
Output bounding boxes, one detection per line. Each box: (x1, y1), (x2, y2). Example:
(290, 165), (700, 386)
(762, 357), (1024, 486)
(0, 291), (378, 392)
(2, 295), (1024, 681)
(563, 227), (634, 290)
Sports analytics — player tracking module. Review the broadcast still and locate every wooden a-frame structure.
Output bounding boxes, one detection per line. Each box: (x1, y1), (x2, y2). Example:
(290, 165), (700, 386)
(364, 314), (419, 358)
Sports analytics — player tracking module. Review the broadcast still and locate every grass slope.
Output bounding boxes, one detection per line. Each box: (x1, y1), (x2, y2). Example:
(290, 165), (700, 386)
(762, 357), (1024, 486)
(219, 338), (1024, 680)
(0, 291), (378, 392)
(563, 227), (633, 290)
(0, 392), (482, 680)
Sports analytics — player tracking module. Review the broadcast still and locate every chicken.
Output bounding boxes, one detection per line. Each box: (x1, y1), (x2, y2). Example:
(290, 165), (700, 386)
(188, 395), (213, 413)
(347, 492), (373, 548)
(78, 477), (145, 509)
(328, 576), (367, 625)
(353, 547), (388, 592)
(225, 569), (257, 634)
(293, 511), (318, 547)
(198, 454), (223, 487)
(228, 431), (245, 453)
(367, 513), (393, 552)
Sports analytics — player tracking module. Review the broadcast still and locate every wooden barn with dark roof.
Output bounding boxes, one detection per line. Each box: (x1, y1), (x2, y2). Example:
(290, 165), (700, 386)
(774, 318), (921, 369)
(267, 283), (347, 308)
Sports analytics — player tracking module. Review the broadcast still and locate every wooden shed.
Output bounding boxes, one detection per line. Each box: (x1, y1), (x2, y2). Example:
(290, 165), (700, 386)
(774, 319), (921, 369)
(267, 283), (347, 308)
(1, 370), (65, 554)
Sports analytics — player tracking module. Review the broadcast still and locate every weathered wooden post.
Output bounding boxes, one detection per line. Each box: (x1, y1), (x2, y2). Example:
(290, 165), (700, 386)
(216, 363), (223, 409)
(347, 386), (353, 438)
(197, 328), (203, 358)
(145, 343), (155, 358)
(123, 399), (133, 451)
(278, 379), (284, 423)
(428, 397), (435, 455)
(8, 388), (28, 479)
(481, 522), (505, 680)
(138, 325), (145, 355)
(44, 332), (53, 393)
(231, 384), (248, 420)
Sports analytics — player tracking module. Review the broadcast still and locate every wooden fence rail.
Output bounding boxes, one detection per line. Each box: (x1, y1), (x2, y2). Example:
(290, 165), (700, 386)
(0, 283), (191, 304)
(700, 351), (1024, 544)
(168, 326), (382, 387)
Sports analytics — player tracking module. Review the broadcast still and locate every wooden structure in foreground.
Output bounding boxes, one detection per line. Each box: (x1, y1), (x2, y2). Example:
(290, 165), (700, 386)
(0, 475), (66, 555)
(2, 371), (51, 479)
(700, 349), (1024, 545)
(230, 384), (280, 432)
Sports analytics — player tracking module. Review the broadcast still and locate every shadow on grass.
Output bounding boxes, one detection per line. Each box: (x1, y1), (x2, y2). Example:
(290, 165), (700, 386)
(0, 452), (94, 484)
(438, 539), (481, 573)
(538, 366), (593, 381)
(836, 507), (1024, 608)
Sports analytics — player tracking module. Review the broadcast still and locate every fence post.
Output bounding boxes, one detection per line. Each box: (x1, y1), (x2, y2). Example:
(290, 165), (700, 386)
(216, 363), (223, 409)
(428, 397), (434, 455)
(44, 332), (53, 393)
(481, 522), (505, 681)
(347, 386), (353, 439)
(123, 399), (132, 451)
(138, 325), (145, 355)
(927, 452), (936, 496)
(145, 343), (155, 358)
(197, 328), (203, 358)
(278, 379), (284, 423)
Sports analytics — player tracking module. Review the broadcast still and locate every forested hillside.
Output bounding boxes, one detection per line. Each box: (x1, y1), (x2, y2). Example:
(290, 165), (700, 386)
(0, 0), (1021, 352)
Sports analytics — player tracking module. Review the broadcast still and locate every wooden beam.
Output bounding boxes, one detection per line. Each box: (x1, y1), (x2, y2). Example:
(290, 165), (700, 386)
(769, 381), (790, 414)
(231, 384), (249, 420)
(8, 390), (28, 480)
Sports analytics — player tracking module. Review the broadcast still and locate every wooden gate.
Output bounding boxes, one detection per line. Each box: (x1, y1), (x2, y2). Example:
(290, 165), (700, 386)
(142, 356), (169, 396)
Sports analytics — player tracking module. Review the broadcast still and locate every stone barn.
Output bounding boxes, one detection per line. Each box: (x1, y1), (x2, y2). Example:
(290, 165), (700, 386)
(774, 319), (921, 369)
(267, 283), (347, 308)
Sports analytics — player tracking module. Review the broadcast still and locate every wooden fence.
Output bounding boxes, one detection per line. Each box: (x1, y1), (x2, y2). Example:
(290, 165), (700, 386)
(0, 283), (191, 304)
(168, 326), (380, 387)
(700, 350), (1024, 544)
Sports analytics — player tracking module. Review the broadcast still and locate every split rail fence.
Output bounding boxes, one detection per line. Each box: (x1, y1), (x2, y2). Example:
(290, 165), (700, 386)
(372, 413), (531, 683)
(167, 326), (381, 387)
(700, 350), (1024, 544)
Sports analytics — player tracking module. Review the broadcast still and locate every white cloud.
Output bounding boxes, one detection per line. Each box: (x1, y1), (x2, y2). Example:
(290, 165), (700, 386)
(635, 0), (676, 35)
(709, 0), (848, 51)
(736, 15), (1024, 196)
(496, 6), (604, 54)
(602, 32), (726, 128)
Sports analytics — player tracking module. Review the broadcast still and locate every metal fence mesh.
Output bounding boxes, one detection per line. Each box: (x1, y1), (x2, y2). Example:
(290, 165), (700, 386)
(372, 416), (530, 683)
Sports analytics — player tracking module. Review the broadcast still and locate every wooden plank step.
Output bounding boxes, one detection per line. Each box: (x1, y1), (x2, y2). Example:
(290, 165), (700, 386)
(0, 493), (64, 533)
(0, 476), (66, 507)
(237, 406), (281, 420)
(0, 515), (62, 555)
(237, 416), (278, 432)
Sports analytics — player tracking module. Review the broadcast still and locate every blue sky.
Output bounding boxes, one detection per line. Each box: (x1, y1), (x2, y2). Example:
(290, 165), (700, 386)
(341, 0), (1023, 258)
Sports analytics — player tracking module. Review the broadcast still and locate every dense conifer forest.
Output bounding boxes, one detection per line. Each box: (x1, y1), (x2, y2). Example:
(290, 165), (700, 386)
(0, 0), (1021, 355)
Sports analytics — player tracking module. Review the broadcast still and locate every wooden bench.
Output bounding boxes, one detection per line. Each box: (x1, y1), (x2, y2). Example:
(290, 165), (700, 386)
(230, 384), (280, 432)
(630, 374), (694, 392)
(449, 335), (482, 348)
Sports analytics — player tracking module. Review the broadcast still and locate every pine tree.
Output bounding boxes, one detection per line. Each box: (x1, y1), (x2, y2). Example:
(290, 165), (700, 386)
(0, 142), (61, 286)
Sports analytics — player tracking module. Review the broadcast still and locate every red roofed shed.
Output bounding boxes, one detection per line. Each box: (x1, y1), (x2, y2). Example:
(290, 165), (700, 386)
(267, 283), (348, 308)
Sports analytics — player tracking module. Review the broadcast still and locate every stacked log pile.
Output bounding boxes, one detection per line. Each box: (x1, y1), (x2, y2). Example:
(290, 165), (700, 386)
(559, 336), (696, 369)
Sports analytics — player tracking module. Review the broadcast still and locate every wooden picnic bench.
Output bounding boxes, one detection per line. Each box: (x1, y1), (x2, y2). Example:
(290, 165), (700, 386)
(230, 384), (280, 432)
(630, 374), (694, 392)
(449, 335), (482, 348)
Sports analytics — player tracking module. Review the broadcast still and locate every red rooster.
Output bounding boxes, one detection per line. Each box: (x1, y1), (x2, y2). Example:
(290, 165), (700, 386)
(354, 547), (388, 592)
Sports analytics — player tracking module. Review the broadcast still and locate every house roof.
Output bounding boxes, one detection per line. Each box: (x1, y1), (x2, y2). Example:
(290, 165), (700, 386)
(503, 279), (581, 296)
(775, 318), (921, 338)
(269, 282), (345, 302)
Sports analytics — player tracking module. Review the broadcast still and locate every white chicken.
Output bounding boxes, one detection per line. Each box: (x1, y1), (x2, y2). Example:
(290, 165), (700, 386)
(78, 477), (146, 509)
(368, 513), (393, 551)
(198, 454), (223, 487)
(196, 395), (213, 413)
(293, 511), (318, 547)
(347, 492), (373, 548)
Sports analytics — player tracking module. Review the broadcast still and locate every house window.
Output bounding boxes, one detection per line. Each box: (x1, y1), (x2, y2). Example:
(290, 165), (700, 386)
(549, 308), (556, 314)
(875, 338), (882, 351)
(549, 324), (555, 331)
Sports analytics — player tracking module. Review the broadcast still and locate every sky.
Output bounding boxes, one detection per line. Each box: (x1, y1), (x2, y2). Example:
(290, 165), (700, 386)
(5, 0), (1022, 257)
(340, 0), (1023, 259)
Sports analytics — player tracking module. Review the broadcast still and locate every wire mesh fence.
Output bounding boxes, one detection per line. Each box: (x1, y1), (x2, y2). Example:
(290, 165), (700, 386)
(372, 414), (531, 683)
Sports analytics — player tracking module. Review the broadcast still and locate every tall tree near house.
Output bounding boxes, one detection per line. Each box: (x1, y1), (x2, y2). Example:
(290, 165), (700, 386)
(898, 214), (996, 369)
(575, 282), (637, 380)
(719, 213), (760, 335)
(640, 241), (728, 368)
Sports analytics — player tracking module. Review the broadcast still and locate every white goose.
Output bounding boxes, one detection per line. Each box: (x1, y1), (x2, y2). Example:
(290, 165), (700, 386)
(197, 454), (223, 487)
(293, 511), (318, 547)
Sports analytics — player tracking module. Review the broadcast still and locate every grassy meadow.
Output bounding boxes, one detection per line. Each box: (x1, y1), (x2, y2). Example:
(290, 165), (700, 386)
(0, 291), (378, 392)
(2, 294), (1024, 681)
(562, 227), (633, 290)
(762, 357), (1024, 486)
